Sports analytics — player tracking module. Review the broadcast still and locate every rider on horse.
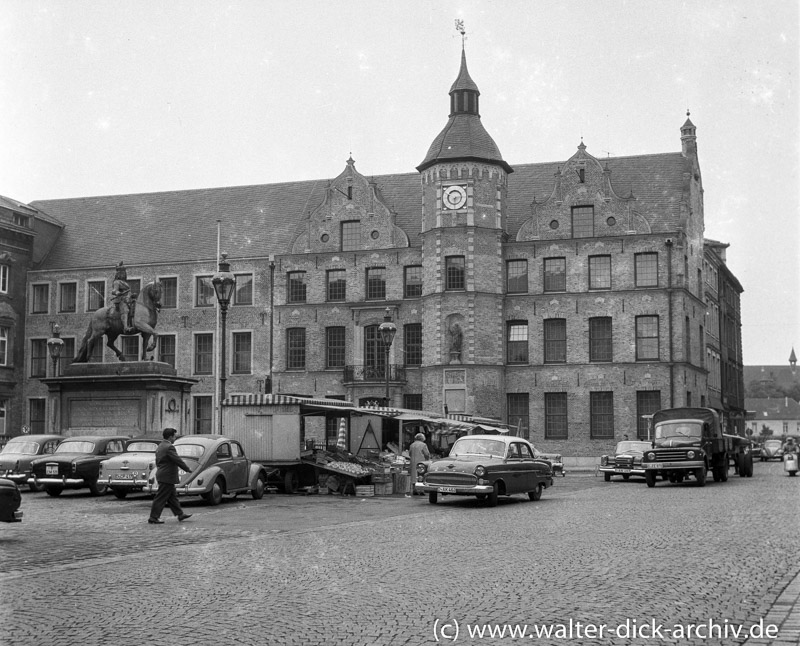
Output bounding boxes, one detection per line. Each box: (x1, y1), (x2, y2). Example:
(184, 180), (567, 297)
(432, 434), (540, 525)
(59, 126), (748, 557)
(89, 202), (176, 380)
(111, 262), (136, 335)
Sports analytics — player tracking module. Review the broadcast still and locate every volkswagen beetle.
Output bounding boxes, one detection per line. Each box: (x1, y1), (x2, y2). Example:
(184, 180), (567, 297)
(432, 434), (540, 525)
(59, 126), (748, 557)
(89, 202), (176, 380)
(145, 435), (273, 505)
(414, 435), (554, 506)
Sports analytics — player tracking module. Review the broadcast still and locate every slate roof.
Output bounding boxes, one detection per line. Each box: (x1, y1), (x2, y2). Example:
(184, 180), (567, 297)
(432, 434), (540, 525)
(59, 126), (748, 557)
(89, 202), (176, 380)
(746, 397), (800, 420)
(417, 114), (511, 173)
(29, 150), (690, 271)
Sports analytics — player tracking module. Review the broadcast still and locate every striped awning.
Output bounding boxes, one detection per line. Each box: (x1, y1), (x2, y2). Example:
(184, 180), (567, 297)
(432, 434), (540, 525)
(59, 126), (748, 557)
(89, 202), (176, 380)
(224, 394), (355, 409)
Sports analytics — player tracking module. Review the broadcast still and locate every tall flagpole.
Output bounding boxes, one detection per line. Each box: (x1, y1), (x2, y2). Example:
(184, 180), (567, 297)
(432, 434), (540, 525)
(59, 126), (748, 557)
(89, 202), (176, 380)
(215, 220), (221, 434)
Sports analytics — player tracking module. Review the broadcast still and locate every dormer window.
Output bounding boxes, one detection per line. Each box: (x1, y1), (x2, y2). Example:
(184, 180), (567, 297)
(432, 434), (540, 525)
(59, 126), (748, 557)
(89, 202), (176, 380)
(13, 214), (28, 228)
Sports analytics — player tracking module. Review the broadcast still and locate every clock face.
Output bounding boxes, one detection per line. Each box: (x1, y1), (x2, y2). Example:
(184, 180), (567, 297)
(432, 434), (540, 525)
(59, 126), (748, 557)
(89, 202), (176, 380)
(443, 185), (467, 210)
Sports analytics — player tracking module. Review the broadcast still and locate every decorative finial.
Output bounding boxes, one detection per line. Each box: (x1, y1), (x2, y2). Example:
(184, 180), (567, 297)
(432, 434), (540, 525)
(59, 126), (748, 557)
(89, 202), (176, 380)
(455, 19), (466, 47)
(687, 108), (691, 117)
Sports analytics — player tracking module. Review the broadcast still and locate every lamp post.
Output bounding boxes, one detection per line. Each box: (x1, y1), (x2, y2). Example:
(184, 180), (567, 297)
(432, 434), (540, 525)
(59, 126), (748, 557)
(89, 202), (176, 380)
(212, 253), (236, 434)
(47, 324), (64, 377)
(378, 307), (397, 406)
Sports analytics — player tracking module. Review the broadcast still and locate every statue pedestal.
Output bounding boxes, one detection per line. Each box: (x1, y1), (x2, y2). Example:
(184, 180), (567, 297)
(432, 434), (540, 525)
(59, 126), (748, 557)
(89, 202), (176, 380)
(41, 362), (198, 437)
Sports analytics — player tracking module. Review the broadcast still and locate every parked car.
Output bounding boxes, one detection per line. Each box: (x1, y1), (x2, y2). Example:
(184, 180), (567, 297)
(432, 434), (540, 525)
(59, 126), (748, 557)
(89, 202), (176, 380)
(29, 436), (128, 496)
(145, 435), (273, 505)
(0, 478), (23, 522)
(599, 440), (652, 481)
(761, 439), (784, 462)
(98, 436), (162, 499)
(414, 434), (554, 506)
(0, 434), (62, 491)
(530, 444), (566, 476)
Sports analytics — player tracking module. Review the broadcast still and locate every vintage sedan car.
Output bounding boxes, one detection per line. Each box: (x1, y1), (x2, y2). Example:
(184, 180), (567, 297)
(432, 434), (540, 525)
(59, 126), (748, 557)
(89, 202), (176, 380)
(761, 439), (784, 462)
(414, 434), (554, 506)
(145, 435), (273, 505)
(98, 436), (162, 498)
(0, 478), (23, 522)
(599, 440), (652, 481)
(530, 444), (566, 476)
(29, 436), (128, 497)
(0, 434), (62, 491)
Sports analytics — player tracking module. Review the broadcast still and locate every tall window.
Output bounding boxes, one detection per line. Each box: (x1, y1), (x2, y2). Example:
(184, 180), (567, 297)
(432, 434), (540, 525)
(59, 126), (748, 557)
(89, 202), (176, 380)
(364, 324), (385, 379)
(287, 328), (306, 369)
(404, 323), (422, 366)
(194, 396), (213, 433)
(326, 327), (346, 369)
(366, 267), (386, 300)
(636, 391), (661, 439)
(589, 317), (612, 362)
(507, 393), (530, 438)
(589, 255), (611, 290)
(59, 282), (77, 313)
(327, 269), (346, 302)
(122, 337), (139, 361)
(445, 256), (465, 291)
(287, 272), (307, 303)
(544, 319), (567, 363)
(506, 260), (528, 293)
(29, 399), (46, 434)
(545, 393), (568, 439)
(544, 258), (566, 292)
(341, 221), (360, 251)
(31, 284), (49, 313)
(0, 265), (7, 294)
(0, 399), (6, 435)
(158, 335), (176, 368)
(404, 266), (423, 299)
(590, 392), (614, 438)
(404, 394), (423, 410)
(0, 327), (7, 366)
(572, 205), (594, 238)
(30, 339), (47, 378)
(195, 276), (215, 307)
(507, 321), (528, 364)
(234, 273), (253, 305)
(194, 333), (214, 374)
(636, 316), (660, 360)
(232, 332), (252, 373)
(159, 277), (178, 308)
(635, 253), (658, 287)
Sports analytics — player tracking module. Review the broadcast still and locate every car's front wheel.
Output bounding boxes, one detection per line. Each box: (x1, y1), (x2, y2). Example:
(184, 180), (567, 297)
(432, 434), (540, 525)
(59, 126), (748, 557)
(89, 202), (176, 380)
(202, 478), (224, 505)
(252, 475), (265, 500)
(528, 483), (543, 501)
(428, 491), (438, 504)
(487, 482), (499, 507)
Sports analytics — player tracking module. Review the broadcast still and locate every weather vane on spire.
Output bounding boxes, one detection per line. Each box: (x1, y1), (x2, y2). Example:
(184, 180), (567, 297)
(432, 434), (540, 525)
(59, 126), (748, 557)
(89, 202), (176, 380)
(455, 19), (466, 46)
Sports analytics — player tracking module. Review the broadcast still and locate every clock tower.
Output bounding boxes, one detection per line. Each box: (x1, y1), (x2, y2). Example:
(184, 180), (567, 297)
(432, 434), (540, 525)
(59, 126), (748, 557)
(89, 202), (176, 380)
(416, 40), (513, 419)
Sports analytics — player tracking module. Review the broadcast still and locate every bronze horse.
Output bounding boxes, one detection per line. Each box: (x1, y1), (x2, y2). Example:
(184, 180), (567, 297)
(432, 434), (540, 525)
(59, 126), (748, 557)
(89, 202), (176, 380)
(74, 281), (162, 362)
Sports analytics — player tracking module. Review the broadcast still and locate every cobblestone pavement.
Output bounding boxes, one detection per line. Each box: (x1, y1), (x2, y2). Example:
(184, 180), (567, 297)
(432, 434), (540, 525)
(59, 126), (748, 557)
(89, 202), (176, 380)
(0, 461), (797, 646)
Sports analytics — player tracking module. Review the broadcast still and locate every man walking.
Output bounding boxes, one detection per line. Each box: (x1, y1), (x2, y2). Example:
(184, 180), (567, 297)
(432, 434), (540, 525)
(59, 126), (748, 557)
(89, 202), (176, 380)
(149, 427), (193, 524)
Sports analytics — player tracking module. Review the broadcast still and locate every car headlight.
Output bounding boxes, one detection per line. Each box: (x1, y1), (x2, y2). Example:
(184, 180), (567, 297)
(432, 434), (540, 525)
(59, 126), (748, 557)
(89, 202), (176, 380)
(474, 466), (486, 477)
(646, 452), (656, 461)
(686, 450), (695, 459)
(600, 456), (608, 466)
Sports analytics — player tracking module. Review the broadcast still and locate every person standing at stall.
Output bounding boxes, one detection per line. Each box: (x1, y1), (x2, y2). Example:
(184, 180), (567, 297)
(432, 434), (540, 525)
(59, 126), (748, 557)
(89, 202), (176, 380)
(407, 432), (430, 497)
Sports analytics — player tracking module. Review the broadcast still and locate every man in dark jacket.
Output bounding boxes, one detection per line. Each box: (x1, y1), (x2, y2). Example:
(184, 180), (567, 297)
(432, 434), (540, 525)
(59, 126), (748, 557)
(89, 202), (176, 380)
(148, 428), (193, 524)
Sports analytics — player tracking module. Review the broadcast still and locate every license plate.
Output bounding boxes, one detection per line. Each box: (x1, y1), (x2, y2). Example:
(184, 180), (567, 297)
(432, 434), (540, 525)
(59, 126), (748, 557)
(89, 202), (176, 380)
(115, 473), (134, 479)
(618, 469), (631, 473)
(647, 463), (663, 470)
(438, 486), (457, 493)
(46, 465), (58, 475)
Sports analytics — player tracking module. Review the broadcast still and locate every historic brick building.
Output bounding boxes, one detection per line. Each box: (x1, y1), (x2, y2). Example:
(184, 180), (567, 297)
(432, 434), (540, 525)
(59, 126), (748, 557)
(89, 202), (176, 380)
(15, 45), (744, 455)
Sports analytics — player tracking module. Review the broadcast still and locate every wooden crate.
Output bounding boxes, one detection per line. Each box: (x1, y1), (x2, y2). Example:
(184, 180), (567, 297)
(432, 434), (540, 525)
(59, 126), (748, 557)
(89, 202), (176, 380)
(374, 482), (394, 495)
(355, 485), (374, 497)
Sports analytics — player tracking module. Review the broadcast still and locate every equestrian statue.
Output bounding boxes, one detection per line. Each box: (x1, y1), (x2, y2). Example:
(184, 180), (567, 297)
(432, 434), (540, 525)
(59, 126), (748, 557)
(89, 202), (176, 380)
(74, 262), (162, 362)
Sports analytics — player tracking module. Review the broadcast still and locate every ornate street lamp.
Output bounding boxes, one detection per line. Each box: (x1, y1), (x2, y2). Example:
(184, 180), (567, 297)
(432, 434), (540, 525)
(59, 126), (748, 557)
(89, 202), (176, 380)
(378, 307), (397, 407)
(47, 324), (64, 377)
(212, 253), (236, 434)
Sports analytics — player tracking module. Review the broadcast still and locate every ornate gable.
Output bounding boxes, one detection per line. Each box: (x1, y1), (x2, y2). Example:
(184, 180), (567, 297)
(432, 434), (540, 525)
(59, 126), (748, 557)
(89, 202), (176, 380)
(291, 157), (409, 253)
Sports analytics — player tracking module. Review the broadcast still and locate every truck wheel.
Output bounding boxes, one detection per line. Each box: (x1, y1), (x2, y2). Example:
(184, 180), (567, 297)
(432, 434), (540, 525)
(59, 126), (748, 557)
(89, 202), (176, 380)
(604, 473), (611, 482)
(428, 491), (438, 504)
(695, 466), (707, 487)
(283, 471), (299, 494)
(645, 471), (657, 488)
(720, 462), (729, 482)
(251, 475), (265, 500)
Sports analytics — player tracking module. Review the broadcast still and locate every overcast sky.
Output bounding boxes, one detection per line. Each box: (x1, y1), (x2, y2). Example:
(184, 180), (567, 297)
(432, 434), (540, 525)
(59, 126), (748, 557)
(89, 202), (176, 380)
(1, 1), (797, 366)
